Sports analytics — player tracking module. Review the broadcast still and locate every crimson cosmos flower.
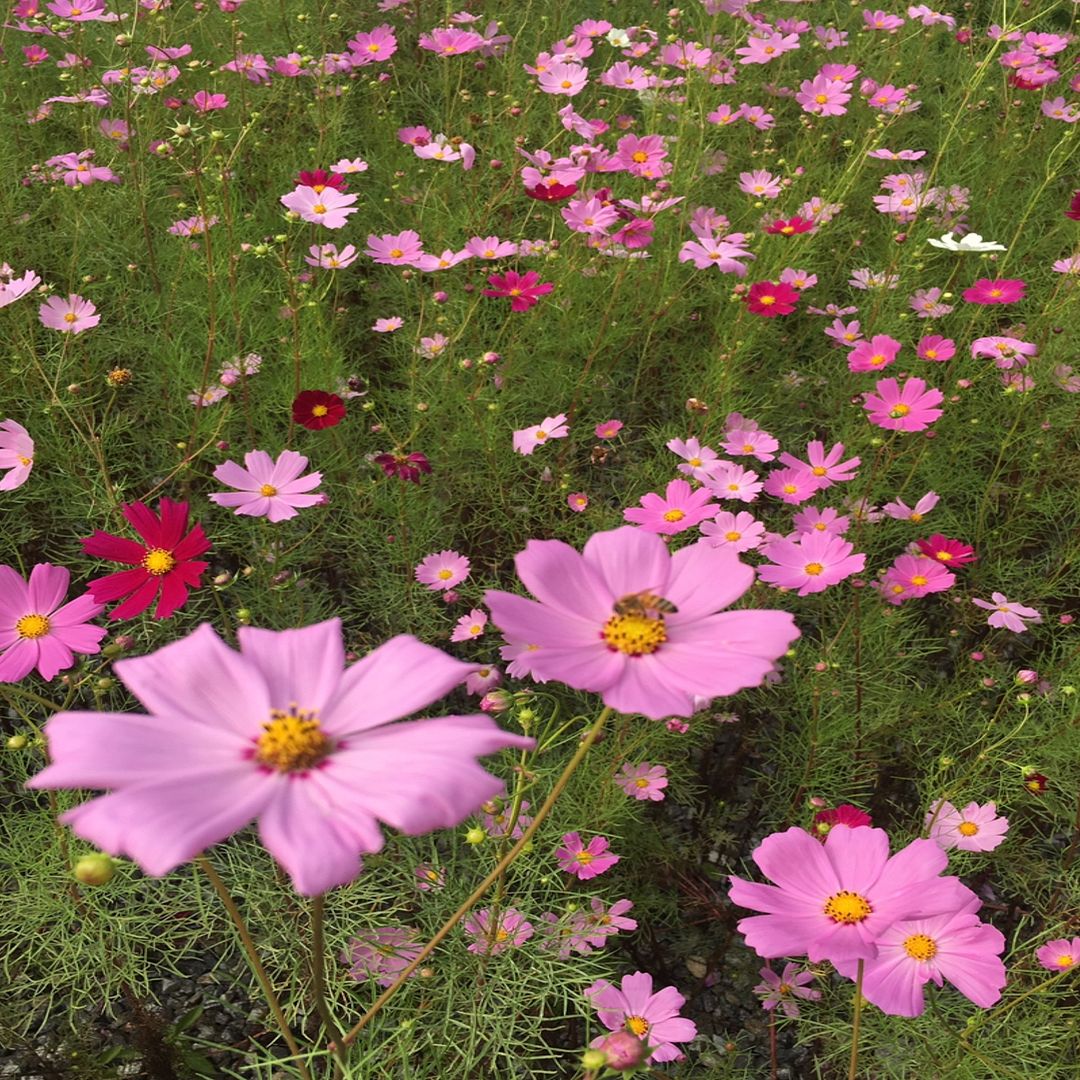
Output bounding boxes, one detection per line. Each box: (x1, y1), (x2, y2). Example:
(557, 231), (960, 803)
(1065, 190), (1080, 222)
(766, 215), (815, 236)
(373, 450), (432, 482)
(292, 389), (346, 430)
(295, 169), (348, 192)
(745, 280), (801, 316)
(81, 499), (211, 620)
(525, 181), (578, 202)
(481, 270), (554, 312)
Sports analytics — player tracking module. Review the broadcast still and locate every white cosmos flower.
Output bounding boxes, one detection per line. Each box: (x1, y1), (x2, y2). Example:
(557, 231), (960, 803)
(927, 232), (1007, 252)
(606, 27), (631, 47)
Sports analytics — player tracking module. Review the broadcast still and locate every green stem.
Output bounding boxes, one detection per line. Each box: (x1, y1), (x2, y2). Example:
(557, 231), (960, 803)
(336, 704), (615, 1050)
(311, 894), (347, 1075)
(848, 960), (864, 1080)
(196, 857), (312, 1080)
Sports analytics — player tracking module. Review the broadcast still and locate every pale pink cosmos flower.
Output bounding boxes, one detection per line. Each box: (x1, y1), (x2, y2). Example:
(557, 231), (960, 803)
(972, 593), (1042, 632)
(792, 506), (850, 537)
(465, 665), (500, 696)
(562, 196), (620, 235)
(0, 419), (34, 491)
(27, 619), (531, 894)
(623, 478), (717, 534)
(754, 964), (821, 1018)
(372, 316), (403, 332)
(677, 235), (755, 274)
(758, 533), (866, 596)
(280, 186), (358, 229)
(763, 467), (823, 506)
(513, 413), (569, 455)
(796, 75), (851, 116)
(585, 971), (697, 1064)
(0, 563), (106, 682)
(700, 510), (765, 553)
(39, 294), (100, 334)
(418, 27), (486, 56)
(736, 32), (800, 65)
(779, 441), (860, 487)
(863, 377), (944, 432)
(706, 461), (764, 503)
(616, 762), (668, 801)
(667, 437), (721, 482)
(209, 450), (323, 523)
(556, 832), (620, 880)
(463, 907), (533, 953)
(365, 230), (425, 266)
(970, 336), (1037, 368)
(722, 428), (778, 462)
(341, 927), (421, 988)
(1036, 938), (1080, 972)
(738, 170), (783, 199)
(451, 609), (487, 643)
(847, 334), (901, 373)
(926, 800), (1009, 852)
(415, 550), (470, 591)
(0, 266), (41, 309)
(883, 491), (939, 522)
(567, 492), (589, 512)
(537, 61), (588, 95)
(304, 243), (357, 269)
(331, 156), (369, 174)
(189, 386), (229, 407)
(484, 526), (799, 720)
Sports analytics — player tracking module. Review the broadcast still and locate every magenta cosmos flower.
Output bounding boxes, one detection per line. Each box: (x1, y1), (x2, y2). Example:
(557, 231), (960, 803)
(623, 478), (717, 534)
(0, 418), (34, 491)
(0, 563), (106, 682)
(39, 293), (100, 334)
(27, 620), (532, 895)
(415, 550), (470, 591)
(616, 762), (668, 801)
(555, 832), (620, 880)
(758, 533), (865, 596)
(463, 907), (533, 954)
(754, 963), (821, 1018)
(926, 800), (1009, 852)
(962, 278), (1026, 304)
(81, 499), (210, 620)
(482, 269), (554, 312)
(210, 450), (323, 523)
(863, 376), (944, 432)
(1036, 937), (1080, 972)
(972, 592), (1042, 632)
(728, 825), (977, 964)
(585, 971), (697, 1064)
(484, 527), (799, 720)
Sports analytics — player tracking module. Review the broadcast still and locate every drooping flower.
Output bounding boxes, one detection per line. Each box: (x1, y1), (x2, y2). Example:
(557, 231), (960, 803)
(972, 593), (1042, 632)
(341, 927), (422, 988)
(28, 621), (531, 895)
(623, 478), (717, 534)
(415, 550), (470, 592)
(484, 527), (799, 720)
(754, 963), (822, 1018)
(39, 294), (100, 334)
(555, 832), (620, 880)
(1036, 938), (1080, 971)
(926, 800), (1009, 853)
(209, 450), (323, 523)
(0, 266), (42, 308)
(585, 971), (697, 1064)
(292, 390), (345, 430)
(81, 499), (211, 620)
(513, 413), (569, 455)
(863, 377), (944, 432)
(616, 762), (668, 801)
(0, 419), (34, 491)
(0, 564), (106, 682)
(728, 825), (977, 964)
(962, 278), (1026, 305)
(463, 907), (534, 954)
(482, 269), (554, 312)
(304, 243), (358, 269)
(883, 491), (939, 522)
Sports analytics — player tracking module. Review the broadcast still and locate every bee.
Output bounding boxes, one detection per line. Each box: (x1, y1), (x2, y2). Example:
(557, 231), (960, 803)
(613, 590), (679, 618)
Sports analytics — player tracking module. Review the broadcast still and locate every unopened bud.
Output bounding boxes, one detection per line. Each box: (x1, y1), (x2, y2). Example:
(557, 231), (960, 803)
(75, 853), (115, 886)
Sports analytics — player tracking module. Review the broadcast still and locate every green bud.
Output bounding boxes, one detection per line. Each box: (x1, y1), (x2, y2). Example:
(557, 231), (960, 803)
(464, 826), (486, 846)
(581, 1049), (608, 1070)
(75, 854), (115, 887)
(7, 734), (28, 750)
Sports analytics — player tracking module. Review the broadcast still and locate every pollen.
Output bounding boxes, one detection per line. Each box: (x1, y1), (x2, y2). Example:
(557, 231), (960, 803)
(64, 312), (78, 323)
(389, 248), (404, 259)
(437, 568), (454, 580)
(626, 1015), (650, 1037)
(804, 562), (824, 576)
(910, 575), (928, 587)
(631, 151), (649, 163)
(958, 821), (979, 836)
(1055, 954), (1076, 968)
(603, 613), (667, 656)
(16, 613), (50, 639)
(759, 294), (776, 305)
(312, 203), (327, 215)
(255, 705), (332, 773)
(142, 548), (176, 575)
(259, 484), (278, 497)
(725, 531), (742, 542)
(311, 404), (329, 417)
(574, 851), (595, 865)
(823, 890), (873, 924)
(634, 777), (650, 788)
(903, 933), (938, 962)
(663, 508), (686, 522)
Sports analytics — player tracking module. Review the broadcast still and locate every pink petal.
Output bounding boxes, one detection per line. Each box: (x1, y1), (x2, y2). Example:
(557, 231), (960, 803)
(27, 563), (70, 615)
(523, 641), (627, 693)
(0, 565), (29, 618)
(582, 526), (671, 600)
(34, 635), (74, 680)
(268, 449), (309, 486)
(822, 825), (891, 895)
(618, 972), (657, 1015)
(241, 449), (277, 482)
(263, 498), (299, 523)
(600, 655), (695, 719)
(872, 837), (948, 897)
(736, 912), (824, 958)
(237, 619), (344, 716)
(0, 639), (37, 682)
(755, 826), (843, 899)
(513, 538), (612, 621)
(209, 491), (259, 510)
(213, 460), (258, 489)
(277, 472), (322, 495)
(859, 949), (927, 1016)
(484, 590), (600, 648)
(49, 591), (105, 626)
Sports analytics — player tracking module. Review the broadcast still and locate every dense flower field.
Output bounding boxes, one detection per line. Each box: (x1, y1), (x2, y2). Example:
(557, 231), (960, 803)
(2, 0), (1079, 1076)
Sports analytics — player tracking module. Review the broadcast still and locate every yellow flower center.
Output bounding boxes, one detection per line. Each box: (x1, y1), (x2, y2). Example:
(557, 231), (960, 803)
(989, 289), (1002, 298)
(924, 350), (938, 360)
(142, 548), (176, 576)
(688, 457), (702, 467)
(259, 484), (278, 497)
(312, 404), (329, 417)
(778, 982), (792, 995)
(389, 248), (404, 258)
(311, 184), (326, 193)
(1055, 955), (1076, 968)
(781, 225), (795, 234)
(889, 403), (911, 418)
(725, 531), (742, 542)
(815, 94), (828, 104)
(602, 613), (667, 656)
(634, 777), (650, 788)
(367, 43), (381, 53)
(742, 444), (754, 453)
(823, 890), (873, 924)
(759, 294), (776, 305)
(560, 79), (573, 89)
(495, 928), (510, 941)
(312, 204), (327, 215)
(64, 312), (78, 323)
(663, 508), (686, 522)
(437, 568), (454, 580)
(909, 512), (923, 523)
(626, 1016), (650, 1037)
(483, 249), (496, 258)
(958, 821), (979, 836)
(804, 562), (824, 576)
(18, 455), (32, 467)
(574, 851), (595, 865)
(911, 575), (928, 587)
(870, 354), (886, 366)
(632, 151), (648, 163)
(255, 705), (332, 773)
(937, 551), (953, 561)
(16, 613), (50, 639)
(903, 934), (938, 962)
(783, 484), (798, 495)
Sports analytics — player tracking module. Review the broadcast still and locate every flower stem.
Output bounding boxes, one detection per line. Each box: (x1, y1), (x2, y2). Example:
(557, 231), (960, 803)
(196, 857), (312, 1080)
(335, 704), (615, 1050)
(311, 894), (347, 1076)
(848, 960), (864, 1080)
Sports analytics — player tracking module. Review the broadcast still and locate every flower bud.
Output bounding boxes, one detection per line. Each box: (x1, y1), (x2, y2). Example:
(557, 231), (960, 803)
(75, 853), (115, 886)
(7, 734), (28, 750)
(580, 1049), (608, 1071)
(598, 1031), (647, 1071)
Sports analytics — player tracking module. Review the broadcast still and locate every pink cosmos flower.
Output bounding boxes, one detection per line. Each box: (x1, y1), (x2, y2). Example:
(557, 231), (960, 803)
(972, 593), (1042, 632)
(796, 75), (851, 116)
(736, 32), (800, 65)
(835, 900), (1005, 1016)
(595, 420), (623, 439)
(39, 294), (100, 334)
(464, 236), (518, 260)
(707, 461), (764, 503)
(847, 334), (901, 373)
(970, 336), (1037, 368)
(738, 170), (783, 199)
(366, 231), (425, 266)
(763, 468), (822, 505)
(0, 564), (106, 682)
(0, 419), (34, 491)
(304, 243), (357, 269)
(863, 377), (944, 432)
(418, 27), (486, 57)
(917, 335), (956, 362)
(484, 526), (799, 720)
(341, 927), (421, 987)
(465, 665), (500, 696)
(463, 907), (533, 953)
(758, 533), (866, 596)
(615, 134), (668, 177)
(0, 267), (41, 309)
(280, 186), (358, 229)
(415, 550), (470, 591)
(723, 428), (778, 463)
(909, 287), (954, 318)
(482, 270), (554, 312)
(700, 510), (765, 553)
(883, 492), (939, 522)
(27, 620), (531, 894)
(616, 762), (668, 801)
(677, 235), (755, 274)
(754, 964), (821, 1018)
(190, 90), (228, 113)
(729, 825), (977, 964)
(513, 413), (569, 455)
(537, 62), (588, 96)
(962, 278), (1026, 304)
(451, 609), (487, 643)
(926, 800), (1009, 853)
(555, 832), (620, 880)
(585, 971), (697, 1064)
(562, 196), (620, 236)
(47, 0), (112, 19)
(878, 555), (955, 605)
(783, 441), (860, 488)
(917, 534), (977, 567)
(1036, 938), (1080, 972)
(372, 317), (403, 333)
(567, 492), (589, 513)
(348, 25), (397, 64)
(209, 450), (323, 523)
(623, 479), (717, 535)
(792, 507), (850, 537)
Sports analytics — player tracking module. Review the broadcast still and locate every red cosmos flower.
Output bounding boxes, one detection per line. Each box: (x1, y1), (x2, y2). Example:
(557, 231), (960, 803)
(1023, 771), (1048, 795)
(482, 269), (554, 312)
(1065, 190), (1080, 222)
(961, 278), (1026, 305)
(526, 180), (579, 202)
(295, 169), (348, 193)
(745, 280), (801, 317)
(292, 390), (345, 430)
(765, 215), (815, 236)
(811, 804), (872, 841)
(916, 534), (977, 566)
(81, 499), (211, 620)
(373, 450), (432, 482)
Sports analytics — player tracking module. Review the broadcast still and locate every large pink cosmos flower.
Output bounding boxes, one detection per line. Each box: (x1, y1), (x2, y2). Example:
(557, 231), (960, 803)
(483, 527), (799, 720)
(623, 478), (717, 534)
(926, 800), (1009, 852)
(210, 450), (323, 523)
(863, 376), (944, 432)
(585, 971), (697, 1064)
(0, 563), (106, 682)
(728, 825), (977, 964)
(39, 294), (100, 334)
(0, 418), (34, 491)
(27, 620), (532, 895)
(279, 186), (358, 229)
